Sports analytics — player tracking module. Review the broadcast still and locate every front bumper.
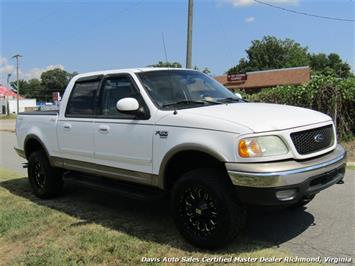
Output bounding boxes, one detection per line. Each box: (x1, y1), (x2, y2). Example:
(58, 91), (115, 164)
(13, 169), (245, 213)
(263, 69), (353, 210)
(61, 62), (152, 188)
(226, 145), (347, 206)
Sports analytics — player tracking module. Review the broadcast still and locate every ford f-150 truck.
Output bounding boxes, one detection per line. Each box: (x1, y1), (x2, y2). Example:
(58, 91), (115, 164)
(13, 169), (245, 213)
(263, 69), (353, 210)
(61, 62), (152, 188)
(15, 68), (346, 248)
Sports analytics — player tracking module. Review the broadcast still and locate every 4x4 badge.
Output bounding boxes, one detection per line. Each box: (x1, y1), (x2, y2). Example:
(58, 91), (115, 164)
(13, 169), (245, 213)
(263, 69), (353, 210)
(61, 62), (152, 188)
(155, 131), (168, 138)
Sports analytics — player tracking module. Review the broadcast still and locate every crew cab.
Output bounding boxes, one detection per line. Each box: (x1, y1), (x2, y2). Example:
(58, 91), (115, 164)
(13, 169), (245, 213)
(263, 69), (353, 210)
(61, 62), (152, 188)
(15, 68), (347, 248)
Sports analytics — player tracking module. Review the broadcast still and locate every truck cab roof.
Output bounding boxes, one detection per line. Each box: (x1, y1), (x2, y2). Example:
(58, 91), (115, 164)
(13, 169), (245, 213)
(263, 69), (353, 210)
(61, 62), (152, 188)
(72, 67), (195, 80)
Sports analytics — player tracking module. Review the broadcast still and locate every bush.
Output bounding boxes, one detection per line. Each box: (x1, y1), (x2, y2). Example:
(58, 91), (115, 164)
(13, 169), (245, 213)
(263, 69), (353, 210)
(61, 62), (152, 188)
(247, 75), (355, 141)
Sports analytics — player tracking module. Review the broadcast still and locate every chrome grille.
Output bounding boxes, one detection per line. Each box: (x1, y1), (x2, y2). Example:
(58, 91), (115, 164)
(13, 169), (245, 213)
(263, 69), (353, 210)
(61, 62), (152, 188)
(290, 125), (334, 155)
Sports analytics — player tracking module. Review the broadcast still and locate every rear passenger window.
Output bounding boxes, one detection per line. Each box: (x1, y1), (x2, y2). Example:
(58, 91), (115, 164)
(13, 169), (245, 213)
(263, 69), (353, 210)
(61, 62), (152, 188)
(66, 80), (100, 116)
(99, 76), (139, 118)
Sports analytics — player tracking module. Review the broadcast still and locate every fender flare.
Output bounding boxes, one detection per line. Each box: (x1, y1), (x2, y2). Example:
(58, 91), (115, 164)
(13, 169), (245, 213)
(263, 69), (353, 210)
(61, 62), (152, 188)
(157, 143), (228, 189)
(24, 134), (50, 160)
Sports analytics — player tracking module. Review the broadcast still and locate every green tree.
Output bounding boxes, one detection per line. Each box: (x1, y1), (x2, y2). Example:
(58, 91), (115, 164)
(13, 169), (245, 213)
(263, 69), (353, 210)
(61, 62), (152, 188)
(202, 67), (211, 75)
(10, 79), (43, 99)
(228, 36), (310, 74)
(27, 79), (43, 99)
(10, 80), (27, 96)
(309, 53), (352, 78)
(68, 71), (79, 81)
(40, 68), (71, 101)
(152, 61), (182, 68)
(193, 66), (211, 75)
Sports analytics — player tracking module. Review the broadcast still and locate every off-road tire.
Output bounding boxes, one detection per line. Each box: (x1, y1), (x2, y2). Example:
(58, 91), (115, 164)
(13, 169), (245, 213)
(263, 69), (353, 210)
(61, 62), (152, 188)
(171, 168), (246, 249)
(28, 150), (63, 199)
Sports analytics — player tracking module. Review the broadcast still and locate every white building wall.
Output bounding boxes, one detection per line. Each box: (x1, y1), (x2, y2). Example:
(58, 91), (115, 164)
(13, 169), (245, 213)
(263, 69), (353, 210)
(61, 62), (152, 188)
(8, 99), (37, 113)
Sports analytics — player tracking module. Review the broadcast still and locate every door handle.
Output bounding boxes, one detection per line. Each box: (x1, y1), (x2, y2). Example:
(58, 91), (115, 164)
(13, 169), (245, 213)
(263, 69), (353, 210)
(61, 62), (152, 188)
(63, 123), (72, 130)
(98, 125), (110, 134)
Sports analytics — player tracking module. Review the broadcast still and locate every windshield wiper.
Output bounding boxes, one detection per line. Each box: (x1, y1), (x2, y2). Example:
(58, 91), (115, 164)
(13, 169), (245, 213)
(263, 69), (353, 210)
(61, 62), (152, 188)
(218, 97), (242, 103)
(162, 100), (206, 108)
(162, 99), (221, 108)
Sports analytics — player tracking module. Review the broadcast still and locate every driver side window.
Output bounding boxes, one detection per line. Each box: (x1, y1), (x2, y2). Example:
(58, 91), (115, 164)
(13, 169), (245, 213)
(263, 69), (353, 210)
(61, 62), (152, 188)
(99, 75), (139, 118)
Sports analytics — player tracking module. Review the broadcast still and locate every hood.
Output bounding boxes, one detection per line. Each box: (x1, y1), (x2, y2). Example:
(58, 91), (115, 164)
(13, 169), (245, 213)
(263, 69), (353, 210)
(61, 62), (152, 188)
(159, 103), (332, 133)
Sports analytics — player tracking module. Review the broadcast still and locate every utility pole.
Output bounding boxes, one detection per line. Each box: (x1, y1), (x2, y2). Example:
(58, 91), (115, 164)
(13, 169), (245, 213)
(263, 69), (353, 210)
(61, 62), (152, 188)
(186, 0), (193, 69)
(11, 54), (22, 113)
(5, 73), (11, 115)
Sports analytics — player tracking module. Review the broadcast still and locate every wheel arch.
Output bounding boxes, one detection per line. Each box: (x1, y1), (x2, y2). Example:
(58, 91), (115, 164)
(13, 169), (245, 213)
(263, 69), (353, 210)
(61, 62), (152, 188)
(158, 143), (228, 190)
(24, 134), (50, 160)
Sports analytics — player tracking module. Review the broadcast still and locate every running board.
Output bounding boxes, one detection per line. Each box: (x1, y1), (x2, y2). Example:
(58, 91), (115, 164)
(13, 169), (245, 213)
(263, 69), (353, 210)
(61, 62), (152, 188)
(64, 172), (165, 201)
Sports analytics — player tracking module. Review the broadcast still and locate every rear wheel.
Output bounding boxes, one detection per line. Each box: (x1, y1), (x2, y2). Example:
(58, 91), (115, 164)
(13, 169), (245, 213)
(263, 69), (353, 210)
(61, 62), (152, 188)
(171, 169), (246, 249)
(28, 150), (63, 199)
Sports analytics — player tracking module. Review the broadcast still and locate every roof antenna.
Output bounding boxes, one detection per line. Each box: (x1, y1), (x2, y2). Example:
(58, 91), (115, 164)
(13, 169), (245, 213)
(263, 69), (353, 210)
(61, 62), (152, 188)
(173, 105), (178, 115)
(161, 32), (168, 62)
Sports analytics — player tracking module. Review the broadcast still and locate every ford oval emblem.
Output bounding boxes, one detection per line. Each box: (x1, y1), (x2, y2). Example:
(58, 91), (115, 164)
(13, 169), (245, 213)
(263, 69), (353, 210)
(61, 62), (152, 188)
(314, 133), (325, 143)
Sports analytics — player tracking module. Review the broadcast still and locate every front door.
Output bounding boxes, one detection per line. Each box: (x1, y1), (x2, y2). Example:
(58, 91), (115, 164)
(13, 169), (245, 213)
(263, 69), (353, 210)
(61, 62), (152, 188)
(93, 74), (153, 184)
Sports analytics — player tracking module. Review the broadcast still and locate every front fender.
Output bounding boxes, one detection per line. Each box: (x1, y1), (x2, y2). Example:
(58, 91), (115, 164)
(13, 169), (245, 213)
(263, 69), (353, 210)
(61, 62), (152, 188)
(152, 126), (239, 188)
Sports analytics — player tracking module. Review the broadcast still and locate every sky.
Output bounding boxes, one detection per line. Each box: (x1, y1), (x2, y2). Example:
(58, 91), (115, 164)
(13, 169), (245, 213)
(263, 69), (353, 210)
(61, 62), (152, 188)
(0, 0), (354, 85)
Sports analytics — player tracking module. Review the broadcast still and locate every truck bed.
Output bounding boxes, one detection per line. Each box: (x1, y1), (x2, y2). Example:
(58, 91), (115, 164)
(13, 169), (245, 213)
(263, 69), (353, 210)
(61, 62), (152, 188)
(16, 110), (60, 157)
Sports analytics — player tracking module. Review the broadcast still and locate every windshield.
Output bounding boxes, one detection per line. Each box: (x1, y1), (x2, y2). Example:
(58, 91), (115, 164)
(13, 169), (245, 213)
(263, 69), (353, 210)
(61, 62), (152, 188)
(137, 70), (240, 109)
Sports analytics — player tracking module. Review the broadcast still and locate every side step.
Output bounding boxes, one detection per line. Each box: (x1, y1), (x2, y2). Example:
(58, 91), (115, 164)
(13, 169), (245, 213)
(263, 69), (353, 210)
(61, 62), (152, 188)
(64, 172), (166, 201)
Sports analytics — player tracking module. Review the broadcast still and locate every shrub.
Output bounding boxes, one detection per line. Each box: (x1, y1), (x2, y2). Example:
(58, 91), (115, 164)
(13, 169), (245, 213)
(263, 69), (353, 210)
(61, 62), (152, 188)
(247, 75), (355, 141)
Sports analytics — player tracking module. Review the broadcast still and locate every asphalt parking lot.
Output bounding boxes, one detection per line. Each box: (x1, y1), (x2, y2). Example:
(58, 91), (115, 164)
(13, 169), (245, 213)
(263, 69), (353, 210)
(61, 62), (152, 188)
(0, 129), (354, 262)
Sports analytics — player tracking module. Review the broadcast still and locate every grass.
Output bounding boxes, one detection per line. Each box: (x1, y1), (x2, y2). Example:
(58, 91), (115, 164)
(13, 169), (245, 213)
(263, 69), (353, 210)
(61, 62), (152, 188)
(0, 167), (320, 266)
(341, 138), (355, 162)
(0, 114), (16, 120)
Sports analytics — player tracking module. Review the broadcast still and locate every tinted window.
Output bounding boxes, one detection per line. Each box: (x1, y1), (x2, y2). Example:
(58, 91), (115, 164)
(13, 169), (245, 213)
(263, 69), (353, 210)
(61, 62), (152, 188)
(66, 80), (100, 116)
(99, 76), (139, 117)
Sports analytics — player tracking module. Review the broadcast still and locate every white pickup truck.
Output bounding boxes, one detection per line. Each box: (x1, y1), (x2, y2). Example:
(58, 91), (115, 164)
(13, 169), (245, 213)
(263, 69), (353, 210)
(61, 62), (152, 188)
(15, 68), (346, 248)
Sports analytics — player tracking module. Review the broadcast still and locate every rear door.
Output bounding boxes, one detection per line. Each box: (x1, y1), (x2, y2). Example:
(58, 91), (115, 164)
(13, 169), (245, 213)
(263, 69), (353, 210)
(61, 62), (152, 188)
(93, 74), (154, 184)
(57, 75), (101, 163)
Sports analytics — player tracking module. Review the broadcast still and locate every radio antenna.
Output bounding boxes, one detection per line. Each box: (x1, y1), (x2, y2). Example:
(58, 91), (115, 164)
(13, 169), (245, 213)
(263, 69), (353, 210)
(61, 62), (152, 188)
(161, 32), (168, 62)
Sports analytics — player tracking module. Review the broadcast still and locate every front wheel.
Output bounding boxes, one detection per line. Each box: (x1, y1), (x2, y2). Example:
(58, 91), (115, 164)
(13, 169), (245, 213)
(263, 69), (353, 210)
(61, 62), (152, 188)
(171, 169), (246, 249)
(28, 150), (63, 199)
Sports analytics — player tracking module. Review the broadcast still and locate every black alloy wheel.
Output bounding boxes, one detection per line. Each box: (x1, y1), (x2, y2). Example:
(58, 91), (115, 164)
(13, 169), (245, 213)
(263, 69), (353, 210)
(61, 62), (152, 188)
(171, 168), (247, 249)
(178, 185), (219, 239)
(28, 150), (63, 199)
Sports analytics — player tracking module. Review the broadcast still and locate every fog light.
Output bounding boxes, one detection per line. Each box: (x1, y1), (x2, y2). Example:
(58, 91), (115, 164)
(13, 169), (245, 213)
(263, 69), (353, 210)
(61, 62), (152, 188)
(276, 189), (297, 201)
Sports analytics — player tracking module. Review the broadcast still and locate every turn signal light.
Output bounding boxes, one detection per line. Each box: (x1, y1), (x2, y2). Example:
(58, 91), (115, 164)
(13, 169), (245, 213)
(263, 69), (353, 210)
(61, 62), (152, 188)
(238, 139), (262, 157)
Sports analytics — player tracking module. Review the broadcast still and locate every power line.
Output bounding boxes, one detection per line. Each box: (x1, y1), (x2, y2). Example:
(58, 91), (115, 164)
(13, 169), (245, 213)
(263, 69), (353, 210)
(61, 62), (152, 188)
(253, 0), (355, 22)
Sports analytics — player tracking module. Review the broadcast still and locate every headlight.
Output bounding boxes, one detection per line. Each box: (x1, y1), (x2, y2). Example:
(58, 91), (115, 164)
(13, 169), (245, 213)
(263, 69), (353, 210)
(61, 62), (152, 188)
(238, 136), (288, 158)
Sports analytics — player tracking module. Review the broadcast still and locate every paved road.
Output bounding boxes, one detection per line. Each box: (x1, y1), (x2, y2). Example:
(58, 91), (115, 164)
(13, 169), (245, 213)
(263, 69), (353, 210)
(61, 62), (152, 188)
(0, 131), (26, 173)
(0, 119), (15, 132)
(0, 131), (354, 262)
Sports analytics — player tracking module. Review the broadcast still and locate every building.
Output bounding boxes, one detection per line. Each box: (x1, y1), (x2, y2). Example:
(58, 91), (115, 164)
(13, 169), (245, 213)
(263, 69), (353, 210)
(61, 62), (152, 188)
(0, 85), (36, 114)
(215, 66), (310, 94)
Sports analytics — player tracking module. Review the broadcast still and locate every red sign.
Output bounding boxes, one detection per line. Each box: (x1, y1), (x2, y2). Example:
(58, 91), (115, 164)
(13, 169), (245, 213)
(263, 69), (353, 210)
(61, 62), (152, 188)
(227, 74), (247, 82)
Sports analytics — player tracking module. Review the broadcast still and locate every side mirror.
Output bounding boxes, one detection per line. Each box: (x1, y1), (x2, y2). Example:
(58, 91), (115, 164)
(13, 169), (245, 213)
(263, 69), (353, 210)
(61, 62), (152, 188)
(116, 98), (139, 112)
(234, 92), (242, 99)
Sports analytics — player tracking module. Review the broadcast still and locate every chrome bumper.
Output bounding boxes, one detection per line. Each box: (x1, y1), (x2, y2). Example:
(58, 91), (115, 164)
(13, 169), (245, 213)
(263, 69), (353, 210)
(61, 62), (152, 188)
(226, 145), (347, 188)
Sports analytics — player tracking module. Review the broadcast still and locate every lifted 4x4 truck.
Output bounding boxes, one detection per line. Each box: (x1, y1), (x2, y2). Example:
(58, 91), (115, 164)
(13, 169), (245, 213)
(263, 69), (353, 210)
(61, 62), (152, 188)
(15, 68), (347, 248)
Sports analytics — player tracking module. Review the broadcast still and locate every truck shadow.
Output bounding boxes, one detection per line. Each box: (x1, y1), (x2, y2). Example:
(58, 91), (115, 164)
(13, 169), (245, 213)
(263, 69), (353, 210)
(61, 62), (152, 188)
(0, 176), (315, 253)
